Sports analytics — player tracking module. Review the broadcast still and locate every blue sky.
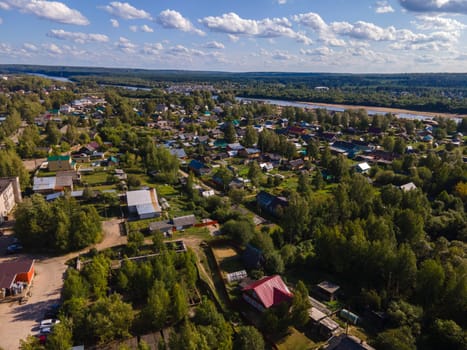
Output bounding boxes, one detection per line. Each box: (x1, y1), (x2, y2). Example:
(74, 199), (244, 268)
(0, 0), (466, 73)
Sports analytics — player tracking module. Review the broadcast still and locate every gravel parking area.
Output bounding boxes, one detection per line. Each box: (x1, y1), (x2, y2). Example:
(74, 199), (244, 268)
(0, 218), (126, 349)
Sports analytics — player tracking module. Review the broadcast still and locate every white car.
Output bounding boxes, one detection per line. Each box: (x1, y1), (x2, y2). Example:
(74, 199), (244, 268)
(39, 319), (60, 331)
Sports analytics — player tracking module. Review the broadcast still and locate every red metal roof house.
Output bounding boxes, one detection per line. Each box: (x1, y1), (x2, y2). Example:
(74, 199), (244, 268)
(242, 275), (293, 312)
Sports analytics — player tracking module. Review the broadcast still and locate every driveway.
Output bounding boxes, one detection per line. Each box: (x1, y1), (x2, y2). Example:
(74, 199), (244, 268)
(0, 218), (126, 349)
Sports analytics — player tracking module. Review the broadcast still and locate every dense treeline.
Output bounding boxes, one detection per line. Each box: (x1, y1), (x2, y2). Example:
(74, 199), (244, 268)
(14, 194), (102, 253)
(51, 246), (264, 349)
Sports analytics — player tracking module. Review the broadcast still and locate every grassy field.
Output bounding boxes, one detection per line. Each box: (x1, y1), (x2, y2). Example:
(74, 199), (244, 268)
(211, 244), (244, 279)
(276, 327), (321, 350)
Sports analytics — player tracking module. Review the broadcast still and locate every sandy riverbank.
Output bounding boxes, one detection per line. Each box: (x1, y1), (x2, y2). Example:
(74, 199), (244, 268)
(300, 101), (465, 119)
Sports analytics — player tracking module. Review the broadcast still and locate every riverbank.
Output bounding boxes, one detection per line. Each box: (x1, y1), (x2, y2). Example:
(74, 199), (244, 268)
(300, 101), (464, 119)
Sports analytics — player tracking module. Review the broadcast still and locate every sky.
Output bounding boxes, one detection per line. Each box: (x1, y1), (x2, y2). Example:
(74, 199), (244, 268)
(0, 0), (467, 73)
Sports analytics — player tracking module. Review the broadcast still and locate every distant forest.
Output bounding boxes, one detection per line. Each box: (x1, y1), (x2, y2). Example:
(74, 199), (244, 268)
(1, 64), (466, 114)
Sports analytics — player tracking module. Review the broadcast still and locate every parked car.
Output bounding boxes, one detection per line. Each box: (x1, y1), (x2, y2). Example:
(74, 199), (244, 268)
(40, 318), (60, 328)
(6, 243), (23, 254)
(36, 334), (47, 345)
(40, 319), (60, 330)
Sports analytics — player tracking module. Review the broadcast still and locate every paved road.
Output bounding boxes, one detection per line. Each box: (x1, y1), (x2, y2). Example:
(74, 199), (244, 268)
(0, 218), (126, 350)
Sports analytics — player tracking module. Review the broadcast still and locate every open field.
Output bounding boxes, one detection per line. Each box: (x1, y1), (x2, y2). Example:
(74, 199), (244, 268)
(211, 244), (244, 277)
(276, 327), (321, 350)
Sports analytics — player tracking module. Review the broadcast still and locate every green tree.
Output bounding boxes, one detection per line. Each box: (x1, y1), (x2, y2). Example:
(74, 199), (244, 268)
(416, 259), (445, 307)
(243, 125), (258, 147)
(282, 192), (310, 242)
(19, 335), (45, 350)
(62, 268), (90, 300)
(83, 254), (110, 299)
(87, 294), (134, 344)
(45, 120), (62, 145)
(291, 281), (311, 327)
(172, 283), (188, 323)
(426, 319), (467, 350)
(373, 327), (416, 350)
(235, 326), (265, 350)
(45, 319), (73, 350)
(223, 123), (237, 143)
(247, 161), (262, 187)
(144, 280), (170, 330)
(0, 149), (29, 189)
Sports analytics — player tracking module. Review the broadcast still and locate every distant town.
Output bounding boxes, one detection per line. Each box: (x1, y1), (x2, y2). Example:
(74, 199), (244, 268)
(0, 72), (465, 350)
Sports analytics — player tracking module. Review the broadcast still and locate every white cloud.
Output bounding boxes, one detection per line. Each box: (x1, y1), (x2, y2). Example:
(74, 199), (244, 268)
(203, 41), (225, 49)
(228, 34), (239, 42)
(23, 43), (38, 51)
(141, 24), (153, 33)
(272, 51), (294, 60)
(110, 19), (119, 28)
(142, 42), (163, 55)
(102, 2), (151, 20)
(1, 0), (89, 25)
(47, 29), (109, 44)
(116, 36), (137, 53)
(300, 47), (334, 57)
(129, 24), (153, 33)
(399, 0), (467, 14)
(293, 12), (328, 32)
(375, 1), (395, 13)
(156, 9), (204, 35)
(43, 43), (63, 55)
(331, 21), (397, 41)
(277, 0), (288, 4)
(293, 12), (345, 46)
(200, 12), (312, 44)
(413, 15), (466, 31)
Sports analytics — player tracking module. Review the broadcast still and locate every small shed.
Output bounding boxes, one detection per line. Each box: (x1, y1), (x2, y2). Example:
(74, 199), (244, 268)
(316, 281), (341, 302)
(356, 162), (371, 174)
(172, 214), (196, 230)
(400, 182), (417, 192)
(149, 221), (173, 237)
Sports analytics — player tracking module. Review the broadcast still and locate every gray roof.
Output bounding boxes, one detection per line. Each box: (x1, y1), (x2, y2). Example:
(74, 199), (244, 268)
(127, 189), (162, 214)
(33, 176), (56, 192)
(149, 220), (173, 232)
(172, 214), (196, 227)
(317, 281), (340, 294)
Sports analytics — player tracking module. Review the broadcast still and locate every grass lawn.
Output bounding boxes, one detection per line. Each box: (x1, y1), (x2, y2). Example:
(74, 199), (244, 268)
(211, 245), (244, 275)
(81, 171), (110, 186)
(276, 327), (321, 350)
(156, 183), (180, 197)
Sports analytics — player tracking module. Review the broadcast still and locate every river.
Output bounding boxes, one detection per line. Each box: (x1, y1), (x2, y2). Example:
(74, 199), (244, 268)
(26, 73), (72, 83)
(236, 97), (463, 123)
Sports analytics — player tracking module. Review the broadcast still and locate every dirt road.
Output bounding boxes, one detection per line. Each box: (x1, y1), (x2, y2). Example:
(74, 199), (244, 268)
(0, 218), (126, 350)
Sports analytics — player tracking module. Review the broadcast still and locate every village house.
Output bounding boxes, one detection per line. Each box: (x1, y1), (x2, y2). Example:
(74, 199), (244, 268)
(126, 188), (162, 219)
(242, 275), (293, 312)
(188, 159), (210, 176)
(172, 214), (196, 231)
(0, 177), (22, 224)
(256, 191), (288, 217)
(0, 259), (35, 298)
(47, 155), (76, 172)
(148, 220), (173, 237)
